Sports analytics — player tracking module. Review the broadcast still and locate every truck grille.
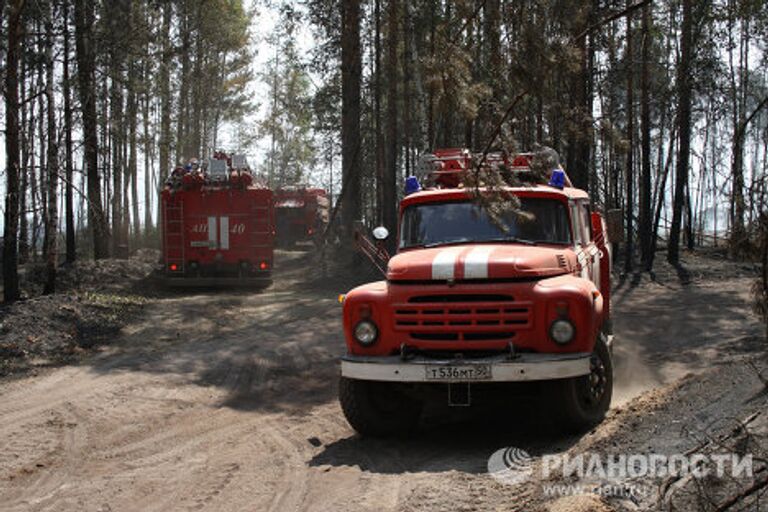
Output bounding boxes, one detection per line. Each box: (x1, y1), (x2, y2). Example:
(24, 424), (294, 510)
(393, 294), (533, 342)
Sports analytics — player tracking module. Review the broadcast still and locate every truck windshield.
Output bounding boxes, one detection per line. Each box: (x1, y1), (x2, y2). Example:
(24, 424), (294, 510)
(399, 198), (572, 249)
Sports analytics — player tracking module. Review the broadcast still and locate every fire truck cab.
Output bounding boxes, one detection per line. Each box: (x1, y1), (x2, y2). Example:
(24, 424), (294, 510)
(338, 149), (613, 436)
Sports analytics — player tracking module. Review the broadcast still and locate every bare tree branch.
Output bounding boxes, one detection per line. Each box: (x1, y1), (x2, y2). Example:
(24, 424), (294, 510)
(574, 0), (652, 41)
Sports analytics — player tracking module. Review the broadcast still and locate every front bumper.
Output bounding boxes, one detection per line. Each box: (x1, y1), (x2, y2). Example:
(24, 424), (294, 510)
(340, 352), (591, 383)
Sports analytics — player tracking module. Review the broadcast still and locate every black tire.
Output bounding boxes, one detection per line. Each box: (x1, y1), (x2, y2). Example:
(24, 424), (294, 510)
(338, 377), (421, 437)
(547, 335), (613, 433)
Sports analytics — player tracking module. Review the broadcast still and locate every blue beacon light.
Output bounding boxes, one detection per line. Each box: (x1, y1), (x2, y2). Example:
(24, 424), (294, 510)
(405, 176), (422, 195)
(548, 168), (566, 189)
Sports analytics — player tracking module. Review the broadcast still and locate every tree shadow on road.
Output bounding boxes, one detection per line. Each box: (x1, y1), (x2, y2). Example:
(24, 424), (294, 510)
(198, 350), (341, 414)
(84, 284), (346, 414)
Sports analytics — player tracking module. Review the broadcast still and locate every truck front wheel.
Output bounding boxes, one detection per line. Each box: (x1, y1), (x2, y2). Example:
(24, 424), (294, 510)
(547, 335), (613, 433)
(338, 377), (421, 437)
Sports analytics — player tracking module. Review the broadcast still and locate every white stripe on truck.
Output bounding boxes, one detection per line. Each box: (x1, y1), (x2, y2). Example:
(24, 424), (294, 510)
(463, 246), (494, 279)
(431, 247), (463, 280)
(208, 216), (217, 249)
(219, 216), (229, 250)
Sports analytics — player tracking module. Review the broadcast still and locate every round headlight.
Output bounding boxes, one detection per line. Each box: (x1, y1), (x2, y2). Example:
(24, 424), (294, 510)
(354, 320), (378, 346)
(550, 319), (575, 344)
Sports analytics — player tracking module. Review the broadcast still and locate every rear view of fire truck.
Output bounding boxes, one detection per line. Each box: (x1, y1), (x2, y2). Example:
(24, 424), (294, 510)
(274, 187), (329, 247)
(161, 153), (274, 287)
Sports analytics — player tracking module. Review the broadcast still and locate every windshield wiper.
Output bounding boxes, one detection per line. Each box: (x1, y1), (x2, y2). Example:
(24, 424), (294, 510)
(421, 236), (538, 248)
(476, 236), (538, 245)
(423, 238), (474, 248)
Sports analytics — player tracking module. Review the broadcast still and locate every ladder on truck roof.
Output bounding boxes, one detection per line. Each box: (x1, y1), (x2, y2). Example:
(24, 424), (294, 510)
(163, 200), (185, 271)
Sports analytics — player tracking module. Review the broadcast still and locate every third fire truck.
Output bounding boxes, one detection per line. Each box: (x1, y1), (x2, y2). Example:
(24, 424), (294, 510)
(274, 187), (329, 247)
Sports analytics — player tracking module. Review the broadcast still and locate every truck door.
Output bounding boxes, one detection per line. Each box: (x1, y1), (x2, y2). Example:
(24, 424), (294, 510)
(581, 201), (602, 289)
(570, 200), (598, 283)
(570, 201), (593, 280)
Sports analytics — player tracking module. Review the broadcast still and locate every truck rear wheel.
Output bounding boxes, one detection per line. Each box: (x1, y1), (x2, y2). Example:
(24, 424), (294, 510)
(338, 377), (421, 437)
(547, 335), (613, 433)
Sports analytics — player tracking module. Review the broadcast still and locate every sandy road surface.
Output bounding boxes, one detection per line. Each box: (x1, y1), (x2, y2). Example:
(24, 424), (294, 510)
(0, 251), (763, 511)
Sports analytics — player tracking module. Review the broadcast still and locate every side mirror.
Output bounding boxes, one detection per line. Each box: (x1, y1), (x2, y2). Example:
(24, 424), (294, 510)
(372, 226), (389, 241)
(605, 209), (624, 243)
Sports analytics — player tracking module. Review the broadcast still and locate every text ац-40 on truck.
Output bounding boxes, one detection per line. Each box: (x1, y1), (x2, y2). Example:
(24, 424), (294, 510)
(338, 149), (614, 437)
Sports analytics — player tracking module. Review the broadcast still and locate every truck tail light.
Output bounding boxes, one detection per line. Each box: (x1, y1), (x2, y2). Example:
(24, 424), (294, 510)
(169, 263), (179, 271)
(307, 228), (314, 235)
(259, 261), (269, 270)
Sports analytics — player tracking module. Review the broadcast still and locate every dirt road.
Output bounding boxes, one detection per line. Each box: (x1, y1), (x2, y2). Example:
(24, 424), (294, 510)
(0, 251), (764, 511)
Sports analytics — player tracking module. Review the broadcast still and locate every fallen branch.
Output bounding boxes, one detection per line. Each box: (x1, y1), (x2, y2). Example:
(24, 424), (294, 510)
(661, 412), (764, 506)
(682, 412), (762, 457)
(713, 473), (768, 512)
(747, 360), (768, 389)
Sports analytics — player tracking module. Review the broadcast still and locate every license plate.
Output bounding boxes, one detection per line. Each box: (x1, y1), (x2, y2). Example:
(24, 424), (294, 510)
(424, 364), (492, 381)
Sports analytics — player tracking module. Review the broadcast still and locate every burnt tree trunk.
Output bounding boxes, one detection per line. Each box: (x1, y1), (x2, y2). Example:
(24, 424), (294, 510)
(3, 0), (24, 302)
(189, 4), (204, 159)
(402, 0), (413, 177)
(639, 0), (653, 269)
(668, 0), (692, 265)
(143, 79), (153, 235)
(625, 0), (634, 273)
(43, 6), (59, 294)
(75, 0), (110, 259)
(19, 51), (30, 264)
(35, 35), (46, 261)
(158, 1), (173, 225)
(108, 0), (127, 256)
(566, 1), (594, 192)
(374, 0), (384, 223)
(340, 0), (362, 235)
(127, 21), (140, 243)
(176, 7), (191, 163)
(63, 0), (76, 263)
(383, 0), (399, 239)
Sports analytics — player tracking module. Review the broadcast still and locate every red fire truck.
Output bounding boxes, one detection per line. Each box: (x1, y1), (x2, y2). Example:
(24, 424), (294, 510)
(338, 148), (614, 436)
(274, 187), (329, 247)
(160, 153), (274, 287)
